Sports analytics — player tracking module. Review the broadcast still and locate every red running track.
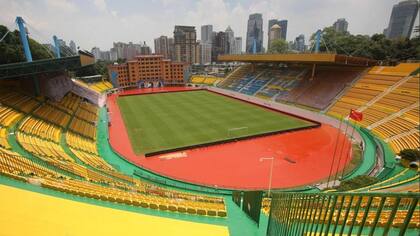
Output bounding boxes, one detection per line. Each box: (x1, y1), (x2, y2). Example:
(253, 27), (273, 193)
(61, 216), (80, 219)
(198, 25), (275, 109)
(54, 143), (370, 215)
(107, 87), (352, 190)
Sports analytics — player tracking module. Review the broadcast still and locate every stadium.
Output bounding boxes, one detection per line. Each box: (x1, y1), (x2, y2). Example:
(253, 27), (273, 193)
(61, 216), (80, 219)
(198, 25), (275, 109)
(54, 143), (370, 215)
(1, 7), (420, 236)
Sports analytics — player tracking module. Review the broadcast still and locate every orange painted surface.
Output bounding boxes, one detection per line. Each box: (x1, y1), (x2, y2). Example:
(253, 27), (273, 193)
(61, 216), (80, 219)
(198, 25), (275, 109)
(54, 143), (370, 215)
(108, 87), (352, 190)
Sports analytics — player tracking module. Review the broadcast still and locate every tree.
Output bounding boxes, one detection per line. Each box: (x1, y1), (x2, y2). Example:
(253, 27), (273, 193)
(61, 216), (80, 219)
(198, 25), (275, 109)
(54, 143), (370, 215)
(309, 26), (420, 62)
(0, 25), (52, 65)
(268, 39), (288, 53)
(336, 175), (379, 191)
(399, 149), (420, 162)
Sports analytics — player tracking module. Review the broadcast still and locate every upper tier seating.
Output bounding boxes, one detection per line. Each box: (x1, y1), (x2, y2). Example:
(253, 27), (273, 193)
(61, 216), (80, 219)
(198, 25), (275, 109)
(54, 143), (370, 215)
(79, 101), (99, 115)
(19, 117), (61, 142)
(0, 127), (10, 149)
(75, 107), (98, 123)
(191, 76), (223, 86)
(0, 147), (63, 179)
(327, 63), (419, 153)
(256, 68), (306, 99)
(74, 80), (113, 93)
(220, 64), (363, 110)
(0, 105), (23, 127)
(0, 91), (39, 113)
(17, 132), (74, 162)
(291, 67), (364, 110)
(69, 117), (97, 140)
(33, 104), (71, 127)
(328, 74), (404, 117)
(48, 92), (81, 114)
(240, 72), (272, 95)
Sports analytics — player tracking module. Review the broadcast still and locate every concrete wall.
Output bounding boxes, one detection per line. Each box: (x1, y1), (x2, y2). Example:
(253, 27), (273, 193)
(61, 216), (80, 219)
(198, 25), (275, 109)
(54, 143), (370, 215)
(72, 80), (106, 107)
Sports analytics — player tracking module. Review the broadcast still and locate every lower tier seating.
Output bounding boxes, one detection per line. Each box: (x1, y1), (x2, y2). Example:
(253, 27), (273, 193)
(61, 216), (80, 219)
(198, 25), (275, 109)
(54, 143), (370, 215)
(41, 178), (227, 217)
(0, 106), (23, 127)
(19, 117), (62, 142)
(33, 104), (71, 127)
(69, 118), (97, 140)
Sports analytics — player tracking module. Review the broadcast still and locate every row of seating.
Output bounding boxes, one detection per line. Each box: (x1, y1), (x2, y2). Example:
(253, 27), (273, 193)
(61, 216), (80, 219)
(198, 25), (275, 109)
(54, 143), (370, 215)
(389, 131), (420, 153)
(90, 81), (114, 93)
(48, 93), (81, 114)
(373, 117), (418, 139)
(223, 69), (265, 92)
(359, 76), (418, 127)
(79, 102), (99, 115)
(75, 107), (97, 123)
(16, 132), (74, 162)
(0, 90), (227, 217)
(66, 132), (98, 154)
(0, 147), (63, 179)
(0, 127), (10, 149)
(272, 197), (419, 229)
(0, 148), (227, 217)
(369, 63), (419, 77)
(19, 117), (61, 142)
(328, 73), (404, 118)
(33, 104), (71, 127)
(0, 105), (23, 127)
(256, 68), (305, 99)
(70, 148), (114, 171)
(240, 73), (272, 95)
(74, 80), (114, 93)
(0, 91), (40, 113)
(190, 76), (222, 86)
(69, 117), (97, 140)
(327, 64), (419, 153)
(41, 178), (227, 217)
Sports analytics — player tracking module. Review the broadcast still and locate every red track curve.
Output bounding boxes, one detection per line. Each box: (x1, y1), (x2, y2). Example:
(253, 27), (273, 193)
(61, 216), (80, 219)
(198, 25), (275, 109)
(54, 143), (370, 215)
(107, 87), (352, 190)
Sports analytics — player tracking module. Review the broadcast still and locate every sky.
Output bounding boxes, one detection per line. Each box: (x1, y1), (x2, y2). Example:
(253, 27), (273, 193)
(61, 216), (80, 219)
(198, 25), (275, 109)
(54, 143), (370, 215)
(0, 0), (407, 52)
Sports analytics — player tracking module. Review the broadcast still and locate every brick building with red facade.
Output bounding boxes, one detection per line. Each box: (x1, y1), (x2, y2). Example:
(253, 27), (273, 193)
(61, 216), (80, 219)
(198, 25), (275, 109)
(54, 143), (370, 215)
(108, 55), (185, 88)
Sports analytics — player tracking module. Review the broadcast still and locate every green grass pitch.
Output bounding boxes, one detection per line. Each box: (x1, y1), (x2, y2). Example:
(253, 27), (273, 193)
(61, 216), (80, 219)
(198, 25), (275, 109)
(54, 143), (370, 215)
(117, 90), (316, 155)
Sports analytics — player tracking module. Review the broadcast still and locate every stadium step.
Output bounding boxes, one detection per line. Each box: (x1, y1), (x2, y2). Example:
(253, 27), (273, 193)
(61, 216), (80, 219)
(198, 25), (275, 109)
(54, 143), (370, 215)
(385, 128), (419, 142)
(367, 101), (419, 129)
(357, 75), (414, 113)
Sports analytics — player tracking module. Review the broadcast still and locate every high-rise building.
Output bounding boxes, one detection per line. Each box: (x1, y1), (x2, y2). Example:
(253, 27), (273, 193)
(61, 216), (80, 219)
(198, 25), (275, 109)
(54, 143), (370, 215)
(107, 55), (185, 87)
(112, 42), (144, 60)
(168, 38), (175, 61)
(154, 36), (170, 58)
(110, 48), (118, 61)
(268, 19), (287, 40)
(268, 24), (282, 50)
(200, 41), (212, 64)
(212, 31), (228, 62)
(140, 41), (151, 55)
(91, 47), (101, 61)
(246, 13), (263, 53)
(332, 18), (349, 33)
(294, 34), (305, 52)
(201, 25), (213, 43)
(384, 0), (419, 39)
(233, 37), (242, 54)
(225, 26), (234, 54)
(69, 40), (77, 53)
(174, 25), (198, 64)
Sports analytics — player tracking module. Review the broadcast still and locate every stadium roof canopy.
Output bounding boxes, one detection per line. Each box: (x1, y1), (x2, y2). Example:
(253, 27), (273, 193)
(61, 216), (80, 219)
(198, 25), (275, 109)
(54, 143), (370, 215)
(218, 53), (377, 67)
(0, 51), (95, 80)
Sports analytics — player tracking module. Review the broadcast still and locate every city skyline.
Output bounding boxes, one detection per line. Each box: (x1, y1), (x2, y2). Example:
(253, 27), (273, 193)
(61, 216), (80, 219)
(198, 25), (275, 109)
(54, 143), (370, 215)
(0, 0), (415, 52)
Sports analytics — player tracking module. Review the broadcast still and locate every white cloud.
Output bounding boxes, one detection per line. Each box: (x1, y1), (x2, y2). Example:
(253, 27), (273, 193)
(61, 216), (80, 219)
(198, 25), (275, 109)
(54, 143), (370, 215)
(91, 0), (107, 12)
(0, 0), (401, 52)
